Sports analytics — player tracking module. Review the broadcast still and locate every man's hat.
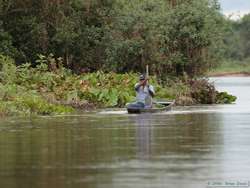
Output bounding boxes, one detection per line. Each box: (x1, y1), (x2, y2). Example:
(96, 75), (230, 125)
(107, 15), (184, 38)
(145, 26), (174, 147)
(139, 74), (146, 80)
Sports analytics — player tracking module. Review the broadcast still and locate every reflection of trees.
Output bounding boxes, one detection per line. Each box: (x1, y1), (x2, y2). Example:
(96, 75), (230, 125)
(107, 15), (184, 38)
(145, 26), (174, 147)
(129, 113), (223, 157)
(134, 114), (153, 160)
(0, 113), (223, 188)
(151, 113), (223, 155)
(0, 116), (136, 188)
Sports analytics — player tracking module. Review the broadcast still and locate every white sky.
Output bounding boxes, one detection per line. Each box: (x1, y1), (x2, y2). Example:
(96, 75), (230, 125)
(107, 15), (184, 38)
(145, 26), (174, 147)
(219, 0), (250, 20)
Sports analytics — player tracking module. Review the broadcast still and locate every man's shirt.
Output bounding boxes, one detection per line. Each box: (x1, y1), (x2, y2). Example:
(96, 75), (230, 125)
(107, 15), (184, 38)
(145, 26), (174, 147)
(135, 83), (155, 108)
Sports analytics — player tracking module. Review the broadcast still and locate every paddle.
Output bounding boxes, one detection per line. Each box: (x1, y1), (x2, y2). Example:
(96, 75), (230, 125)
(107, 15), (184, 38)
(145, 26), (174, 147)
(146, 64), (149, 80)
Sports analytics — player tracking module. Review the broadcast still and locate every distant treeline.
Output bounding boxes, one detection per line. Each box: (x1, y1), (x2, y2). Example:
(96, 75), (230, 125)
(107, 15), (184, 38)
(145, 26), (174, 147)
(223, 14), (250, 61)
(0, 0), (242, 78)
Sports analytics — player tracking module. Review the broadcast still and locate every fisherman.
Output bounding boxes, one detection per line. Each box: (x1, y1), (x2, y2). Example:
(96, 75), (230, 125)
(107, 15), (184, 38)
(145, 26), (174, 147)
(127, 74), (155, 109)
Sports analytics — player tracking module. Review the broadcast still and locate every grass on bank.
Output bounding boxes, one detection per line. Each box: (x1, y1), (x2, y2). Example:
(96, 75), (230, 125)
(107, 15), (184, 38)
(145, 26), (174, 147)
(208, 59), (250, 76)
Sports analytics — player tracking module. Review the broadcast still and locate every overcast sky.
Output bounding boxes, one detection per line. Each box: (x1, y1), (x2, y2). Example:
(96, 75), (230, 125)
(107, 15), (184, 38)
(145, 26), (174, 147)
(219, 0), (250, 19)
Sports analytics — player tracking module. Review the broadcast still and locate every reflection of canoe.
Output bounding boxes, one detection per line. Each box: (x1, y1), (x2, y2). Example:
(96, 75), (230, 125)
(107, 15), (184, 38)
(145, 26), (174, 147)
(127, 101), (174, 114)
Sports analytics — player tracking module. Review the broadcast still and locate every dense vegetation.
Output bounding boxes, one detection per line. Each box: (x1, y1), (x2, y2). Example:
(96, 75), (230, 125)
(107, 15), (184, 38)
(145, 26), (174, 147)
(0, 0), (240, 116)
(0, 0), (225, 77)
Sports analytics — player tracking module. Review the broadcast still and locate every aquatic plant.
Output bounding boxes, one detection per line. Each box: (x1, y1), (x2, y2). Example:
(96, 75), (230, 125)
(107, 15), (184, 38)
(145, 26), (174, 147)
(216, 91), (237, 104)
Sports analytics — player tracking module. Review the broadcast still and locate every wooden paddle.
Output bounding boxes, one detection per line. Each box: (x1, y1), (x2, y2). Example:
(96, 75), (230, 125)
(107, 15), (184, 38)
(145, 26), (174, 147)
(146, 64), (149, 79)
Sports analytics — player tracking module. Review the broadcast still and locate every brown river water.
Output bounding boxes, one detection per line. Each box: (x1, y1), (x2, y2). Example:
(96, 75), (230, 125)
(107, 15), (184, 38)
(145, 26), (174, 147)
(0, 77), (250, 188)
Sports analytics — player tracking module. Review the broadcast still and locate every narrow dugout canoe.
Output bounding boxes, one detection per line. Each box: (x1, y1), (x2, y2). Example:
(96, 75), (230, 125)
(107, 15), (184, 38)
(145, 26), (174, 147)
(127, 101), (174, 114)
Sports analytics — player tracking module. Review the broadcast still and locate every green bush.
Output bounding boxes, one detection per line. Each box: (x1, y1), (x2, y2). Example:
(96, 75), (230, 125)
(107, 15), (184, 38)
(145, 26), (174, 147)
(216, 92), (237, 104)
(0, 83), (74, 116)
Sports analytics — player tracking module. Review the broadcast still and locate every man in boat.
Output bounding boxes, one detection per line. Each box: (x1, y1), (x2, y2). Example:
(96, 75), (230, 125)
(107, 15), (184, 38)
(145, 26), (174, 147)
(127, 74), (155, 109)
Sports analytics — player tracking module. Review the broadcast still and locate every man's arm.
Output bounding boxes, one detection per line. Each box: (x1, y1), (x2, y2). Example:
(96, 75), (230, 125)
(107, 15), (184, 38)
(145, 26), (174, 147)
(148, 85), (155, 97)
(135, 83), (141, 91)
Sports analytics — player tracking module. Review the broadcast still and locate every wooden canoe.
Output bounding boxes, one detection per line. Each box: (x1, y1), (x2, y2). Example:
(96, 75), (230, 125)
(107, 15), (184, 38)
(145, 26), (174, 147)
(127, 101), (174, 114)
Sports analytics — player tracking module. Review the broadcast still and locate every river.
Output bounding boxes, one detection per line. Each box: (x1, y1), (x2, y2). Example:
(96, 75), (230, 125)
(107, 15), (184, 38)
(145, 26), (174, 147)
(0, 77), (250, 188)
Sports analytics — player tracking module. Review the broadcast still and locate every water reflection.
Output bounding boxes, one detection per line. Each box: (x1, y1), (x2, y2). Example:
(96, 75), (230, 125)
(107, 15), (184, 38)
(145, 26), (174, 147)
(0, 113), (224, 188)
(135, 114), (153, 160)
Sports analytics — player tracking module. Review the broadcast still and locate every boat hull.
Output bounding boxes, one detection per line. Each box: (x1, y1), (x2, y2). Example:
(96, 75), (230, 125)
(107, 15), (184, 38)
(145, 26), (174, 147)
(127, 101), (174, 114)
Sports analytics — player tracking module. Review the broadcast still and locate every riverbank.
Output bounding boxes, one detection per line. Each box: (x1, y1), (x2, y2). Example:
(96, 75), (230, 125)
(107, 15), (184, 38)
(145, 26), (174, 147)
(208, 60), (250, 77)
(209, 72), (250, 77)
(0, 56), (236, 117)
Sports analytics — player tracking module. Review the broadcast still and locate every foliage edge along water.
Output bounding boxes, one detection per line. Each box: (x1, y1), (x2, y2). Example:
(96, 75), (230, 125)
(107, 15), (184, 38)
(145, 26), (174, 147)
(0, 55), (236, 117)
(0, 0), (245, 116)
